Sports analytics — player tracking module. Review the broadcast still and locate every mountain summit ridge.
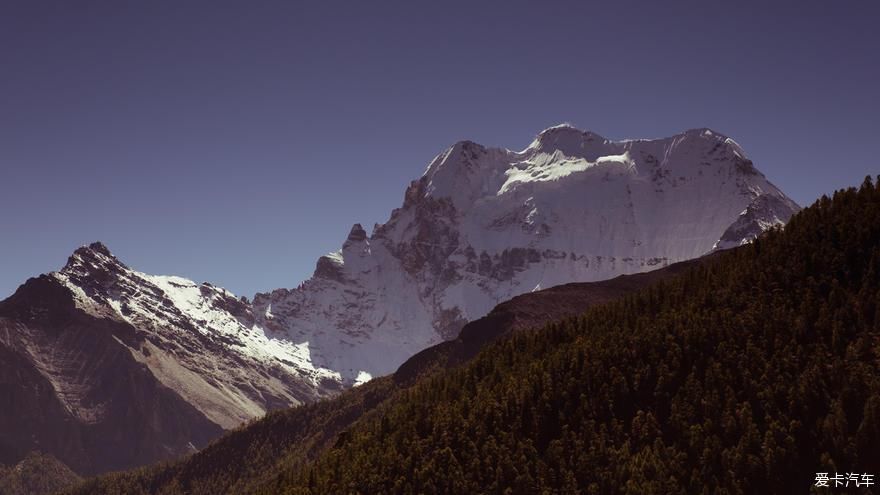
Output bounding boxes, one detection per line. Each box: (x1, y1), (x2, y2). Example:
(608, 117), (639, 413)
(252, 124), (800, 381)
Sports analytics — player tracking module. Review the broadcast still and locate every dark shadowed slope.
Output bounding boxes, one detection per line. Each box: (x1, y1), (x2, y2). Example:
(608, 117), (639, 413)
(394, 254), (714, 386)
(0, 275), (224, 476)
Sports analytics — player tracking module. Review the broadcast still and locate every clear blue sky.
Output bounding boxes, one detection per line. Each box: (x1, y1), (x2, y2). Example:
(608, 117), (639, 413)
(2, 0), (878, 299)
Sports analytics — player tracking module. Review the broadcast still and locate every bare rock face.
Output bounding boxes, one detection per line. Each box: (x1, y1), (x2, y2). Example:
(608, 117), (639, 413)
(0, 274), (222, 475)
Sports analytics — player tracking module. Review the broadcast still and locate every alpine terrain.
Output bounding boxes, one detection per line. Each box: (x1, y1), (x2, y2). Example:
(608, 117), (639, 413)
(0, 125), (798, 476)
(67, 177), (880, 495)
(251, 124), (799, 381)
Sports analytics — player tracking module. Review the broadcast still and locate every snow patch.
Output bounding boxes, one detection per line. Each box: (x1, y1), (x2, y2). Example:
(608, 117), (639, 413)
(353, 371), (373, 387)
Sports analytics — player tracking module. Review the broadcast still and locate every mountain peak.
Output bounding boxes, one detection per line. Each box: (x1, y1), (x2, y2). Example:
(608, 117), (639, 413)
(61, 242), (126, 279)
(78, 241), (113, 257)
(346, 224), (367, 243)
(536, 123), (603, 140)
(680, 127), (728, 138)
(449, 139), (484, 152)
(526, 124), (610, 159)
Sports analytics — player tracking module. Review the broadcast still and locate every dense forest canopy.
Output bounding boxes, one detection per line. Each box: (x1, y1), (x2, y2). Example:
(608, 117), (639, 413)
(69, 177), (880, 494)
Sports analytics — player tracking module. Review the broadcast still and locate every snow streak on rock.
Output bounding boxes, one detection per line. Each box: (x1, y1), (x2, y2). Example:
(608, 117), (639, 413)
(53, 242), (341, 428)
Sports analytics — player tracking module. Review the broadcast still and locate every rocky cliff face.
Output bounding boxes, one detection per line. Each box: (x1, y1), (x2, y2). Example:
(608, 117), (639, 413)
(0, 272), (222, 475)
(252, 125), (800, 382)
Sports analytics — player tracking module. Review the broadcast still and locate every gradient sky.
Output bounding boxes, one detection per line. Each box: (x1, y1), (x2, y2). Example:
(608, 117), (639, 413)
(2, 0), (878, 300)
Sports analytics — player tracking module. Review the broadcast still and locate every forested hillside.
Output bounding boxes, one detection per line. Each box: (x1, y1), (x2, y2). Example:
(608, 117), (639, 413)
(69, 177), (880, 494)
(0, 452), (80, 495)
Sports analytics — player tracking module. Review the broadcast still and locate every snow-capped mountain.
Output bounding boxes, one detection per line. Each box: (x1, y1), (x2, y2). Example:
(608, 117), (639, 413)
(53, 243), (343, 427)
(0, 243), (342, 473)
(0, 124), (798, 475)
(252, 125), (800, 382)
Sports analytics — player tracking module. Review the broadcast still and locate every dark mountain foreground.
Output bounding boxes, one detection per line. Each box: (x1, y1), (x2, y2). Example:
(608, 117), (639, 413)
(69, 177), (880, 494)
